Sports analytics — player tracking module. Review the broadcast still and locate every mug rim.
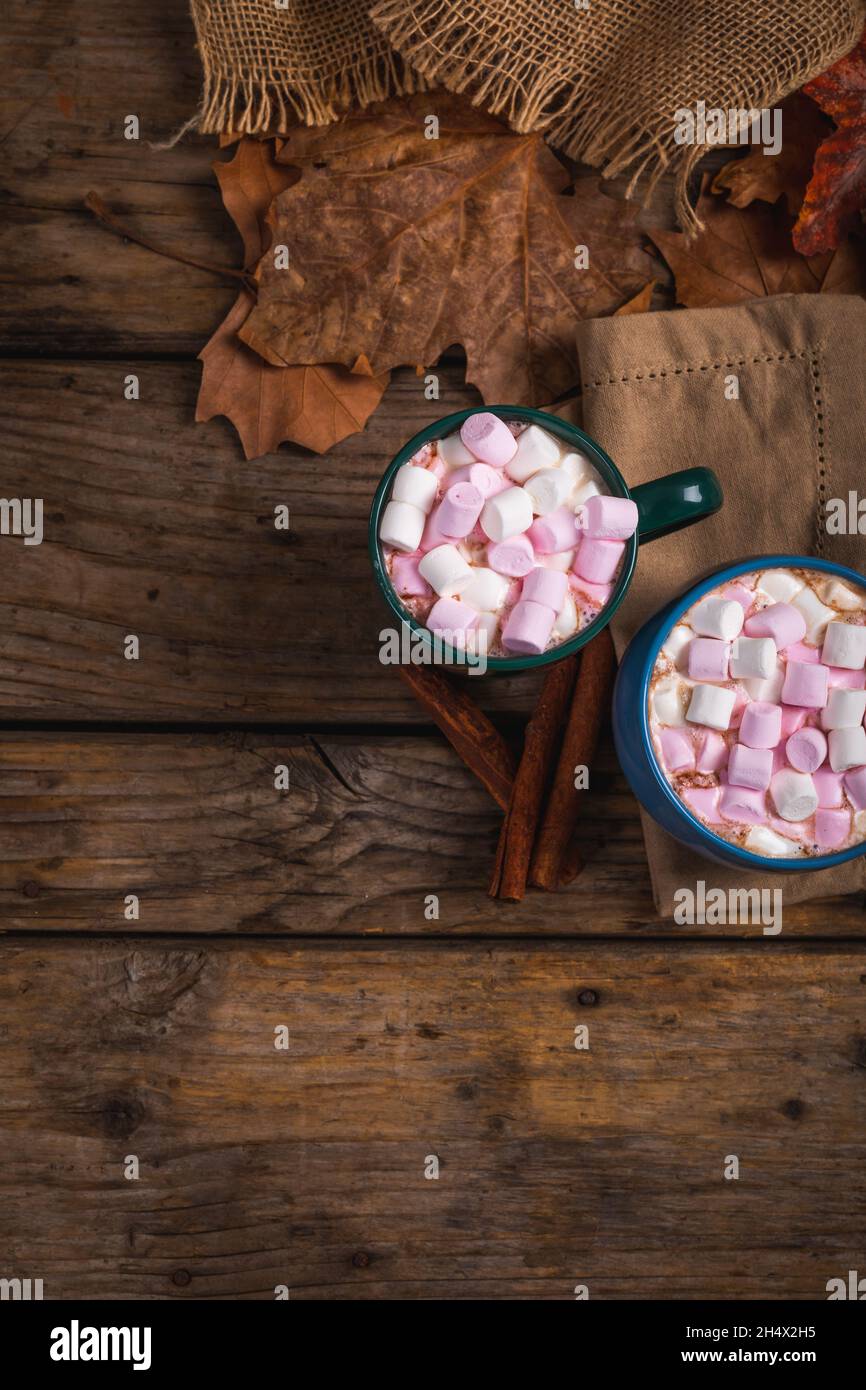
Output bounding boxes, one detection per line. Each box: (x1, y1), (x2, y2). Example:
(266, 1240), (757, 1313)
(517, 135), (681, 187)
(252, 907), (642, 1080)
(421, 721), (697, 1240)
(639, 554), (866, 871)
(368, 405), (638, 673)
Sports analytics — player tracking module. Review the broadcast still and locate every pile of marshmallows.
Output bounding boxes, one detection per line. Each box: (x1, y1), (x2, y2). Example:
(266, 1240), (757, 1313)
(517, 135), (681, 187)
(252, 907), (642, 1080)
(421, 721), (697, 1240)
(379, 412), (639, 655)
(655, 570), (866, 853)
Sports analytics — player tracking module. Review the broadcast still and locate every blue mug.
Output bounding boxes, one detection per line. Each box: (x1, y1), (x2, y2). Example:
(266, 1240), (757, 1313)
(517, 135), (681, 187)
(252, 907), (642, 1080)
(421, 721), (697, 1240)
(613, 555), (866, 872)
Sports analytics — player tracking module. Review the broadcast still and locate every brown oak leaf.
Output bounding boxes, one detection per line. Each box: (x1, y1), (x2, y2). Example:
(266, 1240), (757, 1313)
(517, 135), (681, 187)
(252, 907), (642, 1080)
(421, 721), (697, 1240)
(712, 95), (830, 216)
(197, 290), (389, 458)
(240, 95), (651, 405)
(649, 177), (866, 308)
(794, 32), (866, 256)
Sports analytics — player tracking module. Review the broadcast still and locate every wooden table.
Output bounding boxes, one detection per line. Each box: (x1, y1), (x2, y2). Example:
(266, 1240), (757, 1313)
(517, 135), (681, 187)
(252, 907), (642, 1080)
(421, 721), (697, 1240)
(1, 0), (864, 1300)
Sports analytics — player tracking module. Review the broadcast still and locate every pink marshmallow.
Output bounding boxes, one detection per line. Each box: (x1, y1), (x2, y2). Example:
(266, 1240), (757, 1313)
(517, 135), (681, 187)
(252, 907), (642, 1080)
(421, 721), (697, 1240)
(687, 637), (730, 682)
(739, 701), (782, 749)
(771, 744), (788, 774)
(696, 729), (728, 772)
(779, 705), (807, 737)
(487, 535), (535, 577)
(660, 727), (695, 772)
(459, 412), (518, 468)
(419, 508), (453, 553)
(426, 597), (478, 648)
(744, 602), (806, 649)
(784, 641), (820, 664)
(828, 665), (866, 690)
(844, 766), (866, 810)
(730, 685), (750, 730)
(427, 456), (447, 480)
(781, 660), (829, 708)
(528, 507), (581, 555)
(501, 599), (555, 655)
(391, 554), (433, 598)
(813, 767), (844, 807)
(570, 575), (614, 608)
(682, 786), (723, 823)
(522, 566), (568, 612)
(437, 482), (484, 538)
(815, 808), (851, 849)
(579, 494), (639, 541)
(728, 743), (773, 790)
(769, 815), (810, 842)
(448, 462), (508, 497)
(785, 726), (827, 774)
(573, 536), (626, 584)
(719, 784), (768, 824)
(721, 583), (755, 613)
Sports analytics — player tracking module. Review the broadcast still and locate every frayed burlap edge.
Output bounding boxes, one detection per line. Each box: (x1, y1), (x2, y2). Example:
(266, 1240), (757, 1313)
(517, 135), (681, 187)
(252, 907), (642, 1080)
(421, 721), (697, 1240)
(191, 11), (427, 132)
(370, 0), (866, 235)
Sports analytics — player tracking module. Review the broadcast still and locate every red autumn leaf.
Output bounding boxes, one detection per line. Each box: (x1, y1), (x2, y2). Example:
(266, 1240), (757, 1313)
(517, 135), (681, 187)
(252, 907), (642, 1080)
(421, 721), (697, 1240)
(794, 31), (866, 256)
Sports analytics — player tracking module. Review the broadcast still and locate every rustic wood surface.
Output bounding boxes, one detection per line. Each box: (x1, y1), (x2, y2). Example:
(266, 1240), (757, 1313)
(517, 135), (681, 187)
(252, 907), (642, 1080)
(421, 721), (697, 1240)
(2, 732), (864, 937)
(1, 0), (864, 1302)
(1, 937), (864, 1300)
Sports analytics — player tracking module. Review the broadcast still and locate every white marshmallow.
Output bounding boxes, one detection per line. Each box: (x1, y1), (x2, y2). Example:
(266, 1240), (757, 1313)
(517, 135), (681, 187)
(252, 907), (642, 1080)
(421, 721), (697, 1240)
(688, 597), (744, 641)
(572, 476), (602, 509)
(822, 687), (866, 730)
(392, 463), (438, 514)
(543, 549), (575, 571)
(770, 768), (818, 822)
(480, 486), (534, 542)
(822, 621), (866, 670)
(792, 586), (835, 643)
(828, 725), (866, 772)
(437, 433), (475, 468)
(505, 425), (561, 482)
(525, 468), (573, 515)
(460, 566), (510, 612)
(554, 592), (579, 638)
(729, 635), (776, 680)
(758, 568), (804, 603)
(662, 624), (692, 667)
(817, 578), (865, 610)
(743, 664), (785, 703)
(652, 675), (688, 726)
(686, 683), (737, 731)
(418, 543), (472, 598)
(560, 452), (592, 487)
(745, 826), (801, 857)
(465, 611), (498, 657)
(379, 499), (425, 553)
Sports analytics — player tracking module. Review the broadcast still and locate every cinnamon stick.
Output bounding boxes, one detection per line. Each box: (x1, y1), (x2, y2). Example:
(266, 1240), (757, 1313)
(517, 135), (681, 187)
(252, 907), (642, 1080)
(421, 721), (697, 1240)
(489, 656), (578, 901)
(396, 663), (515, 810)
(529, 628), (616, 890)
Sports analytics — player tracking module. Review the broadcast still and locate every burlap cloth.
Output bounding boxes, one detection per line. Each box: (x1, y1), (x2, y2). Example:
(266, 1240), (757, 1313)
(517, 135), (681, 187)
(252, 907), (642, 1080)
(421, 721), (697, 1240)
(190, 1), (865, 231)
(574, 294), (866, 915)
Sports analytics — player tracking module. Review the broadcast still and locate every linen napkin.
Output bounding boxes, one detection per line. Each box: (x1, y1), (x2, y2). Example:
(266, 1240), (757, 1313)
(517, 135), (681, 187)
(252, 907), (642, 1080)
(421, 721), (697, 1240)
(574, 293), (866, 916)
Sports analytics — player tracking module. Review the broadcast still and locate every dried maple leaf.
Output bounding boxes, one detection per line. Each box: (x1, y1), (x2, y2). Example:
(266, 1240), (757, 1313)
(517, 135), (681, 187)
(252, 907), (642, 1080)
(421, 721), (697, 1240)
(214, 139), (300, 268)
(240, 95), (651, 406)
(615, 282), (655, 315)
(197, 290), (389, 458)
(712, 95), (830, 216)
(794, 32), (866, 256)
(199, 138), (388, 458)
(649, 177), (866, 308)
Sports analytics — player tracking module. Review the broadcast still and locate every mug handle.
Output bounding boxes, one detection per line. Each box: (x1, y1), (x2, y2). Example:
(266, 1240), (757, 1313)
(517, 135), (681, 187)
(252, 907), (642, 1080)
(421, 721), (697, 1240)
(630, 467), (723, 543)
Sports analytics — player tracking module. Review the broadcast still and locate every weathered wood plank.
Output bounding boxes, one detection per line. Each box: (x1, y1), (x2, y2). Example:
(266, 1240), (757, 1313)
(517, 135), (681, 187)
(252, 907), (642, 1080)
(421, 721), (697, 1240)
(0, 731), (862, 934)
(1, 937), (863, 1298)
(0, 0), (238, 355)
(0, 358), (554, 720)
(0, 0), (690, 357)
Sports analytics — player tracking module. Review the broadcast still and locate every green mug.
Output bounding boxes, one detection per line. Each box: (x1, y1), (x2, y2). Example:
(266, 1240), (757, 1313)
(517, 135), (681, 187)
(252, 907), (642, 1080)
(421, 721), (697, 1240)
(369, 406), (723, 672)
